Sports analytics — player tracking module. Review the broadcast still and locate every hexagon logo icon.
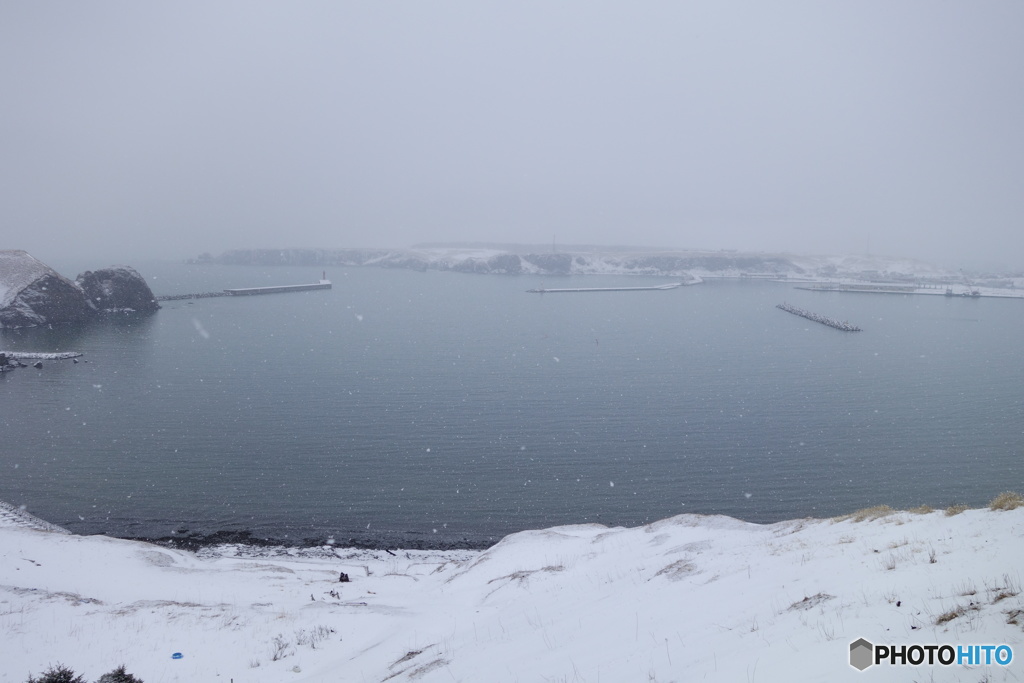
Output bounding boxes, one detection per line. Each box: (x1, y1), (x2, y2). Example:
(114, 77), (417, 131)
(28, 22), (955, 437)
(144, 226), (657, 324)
(850, 638), (874, 671)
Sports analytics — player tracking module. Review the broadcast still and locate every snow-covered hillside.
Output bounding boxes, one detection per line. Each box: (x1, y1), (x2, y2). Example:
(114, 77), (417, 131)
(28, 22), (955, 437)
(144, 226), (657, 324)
(206, 245), (967, 282)
(3, 500), (1022, 682)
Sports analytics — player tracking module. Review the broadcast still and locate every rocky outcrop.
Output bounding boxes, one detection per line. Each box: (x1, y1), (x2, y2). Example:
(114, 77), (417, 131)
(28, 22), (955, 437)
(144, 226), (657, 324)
(0, 251), (158, 328)
(484, 253), (523, 274)
(451, 253), (524, 274)
(76, 266), (159, 313)
(378, 255), (430, 271)
(0, 251), (94, 328)
(522, 253), (573, 275)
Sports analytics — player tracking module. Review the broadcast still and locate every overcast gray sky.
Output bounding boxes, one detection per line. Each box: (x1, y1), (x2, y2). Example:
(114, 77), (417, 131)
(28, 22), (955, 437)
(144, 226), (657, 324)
(2, 1), (1022, 269)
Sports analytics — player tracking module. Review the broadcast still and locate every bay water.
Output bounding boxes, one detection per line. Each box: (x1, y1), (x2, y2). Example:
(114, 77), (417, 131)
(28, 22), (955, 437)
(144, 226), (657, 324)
(1, 264), (1021, 547)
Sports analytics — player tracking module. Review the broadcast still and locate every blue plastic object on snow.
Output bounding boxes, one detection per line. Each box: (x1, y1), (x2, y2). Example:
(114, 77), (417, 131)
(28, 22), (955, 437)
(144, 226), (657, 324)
(172, 652), (183, 659)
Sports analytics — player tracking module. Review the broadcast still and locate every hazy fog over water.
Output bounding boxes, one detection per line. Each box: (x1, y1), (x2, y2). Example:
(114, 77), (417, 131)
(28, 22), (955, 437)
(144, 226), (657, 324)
(2, 2), (1022, 270)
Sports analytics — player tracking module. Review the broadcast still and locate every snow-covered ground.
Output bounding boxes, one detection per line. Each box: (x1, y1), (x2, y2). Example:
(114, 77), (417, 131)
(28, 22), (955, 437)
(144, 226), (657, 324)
(2, 501), (1022, 682)
(784, 252), (958, 281)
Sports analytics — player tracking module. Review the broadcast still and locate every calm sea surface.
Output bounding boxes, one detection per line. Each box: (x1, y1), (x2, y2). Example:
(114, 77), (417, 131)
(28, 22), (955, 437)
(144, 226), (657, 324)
(2, 264), (1022, 547)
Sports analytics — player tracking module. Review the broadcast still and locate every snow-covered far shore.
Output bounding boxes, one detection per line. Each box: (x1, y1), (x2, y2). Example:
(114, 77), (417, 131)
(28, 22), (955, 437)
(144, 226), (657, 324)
(204, 245), (992, 280)
(2, 500), (1023, 682)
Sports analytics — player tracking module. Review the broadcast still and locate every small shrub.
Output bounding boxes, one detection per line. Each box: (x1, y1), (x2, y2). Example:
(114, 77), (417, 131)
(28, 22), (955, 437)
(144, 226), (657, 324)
(787, 593), (835, 611)
(989, 492), (1024, 511)
(957, 580), (977, 596)
(25, 665), (86, 683)
(270, 634), (292, 661)
(935, 604), (978, 625)
(945, 504), (969, 516)
(908, 505), (933, 514)
(988, 574), (1021, 603)
(97, 666), (144, 683)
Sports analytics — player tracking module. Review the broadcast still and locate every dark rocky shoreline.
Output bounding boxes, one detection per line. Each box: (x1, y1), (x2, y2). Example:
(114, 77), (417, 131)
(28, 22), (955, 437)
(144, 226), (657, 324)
(130, 528), (500, 552)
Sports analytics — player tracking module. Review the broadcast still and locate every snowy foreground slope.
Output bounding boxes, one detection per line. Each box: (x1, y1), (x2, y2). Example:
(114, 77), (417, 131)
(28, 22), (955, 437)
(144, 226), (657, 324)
(2, 506), (1022, 683)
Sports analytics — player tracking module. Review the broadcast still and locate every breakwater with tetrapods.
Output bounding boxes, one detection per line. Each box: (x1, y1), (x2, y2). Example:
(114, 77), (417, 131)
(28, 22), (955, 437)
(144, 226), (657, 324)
(156, 291), (229, 301)
(777, 303), (862, 332)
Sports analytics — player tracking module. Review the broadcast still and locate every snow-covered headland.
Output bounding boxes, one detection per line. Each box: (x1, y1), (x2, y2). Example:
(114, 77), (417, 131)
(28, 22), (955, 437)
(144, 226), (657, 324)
(200, 245), (965, 281)
(2, 498), (1022, 682)
(193, 245), (1024, 299)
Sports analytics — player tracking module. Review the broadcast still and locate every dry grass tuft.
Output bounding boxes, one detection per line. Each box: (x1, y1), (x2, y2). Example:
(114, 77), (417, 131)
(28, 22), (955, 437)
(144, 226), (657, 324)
(827, 496), (1019, 522)
(935, 604), (979, 625)
(989, 492), (1024, 511)
(834, 505), (896, 523)
(787, 592), (835, 611)
(944, 504), (970, 517)
(957, 580), (977, 597)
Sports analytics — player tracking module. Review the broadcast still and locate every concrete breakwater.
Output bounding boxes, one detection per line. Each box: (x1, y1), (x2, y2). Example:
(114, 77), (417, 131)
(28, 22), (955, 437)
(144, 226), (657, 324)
(156, 281), (331, 301)
(156, 291), (229, 301)
(527, 282), (684, 293)
(777, 303), (862, 332)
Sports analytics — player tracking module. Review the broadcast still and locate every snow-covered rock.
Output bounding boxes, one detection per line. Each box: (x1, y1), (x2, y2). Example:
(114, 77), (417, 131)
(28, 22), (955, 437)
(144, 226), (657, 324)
(76, 266), (160, 313)
(0, 250), (93, 328)
(0, 251), (160, 328)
